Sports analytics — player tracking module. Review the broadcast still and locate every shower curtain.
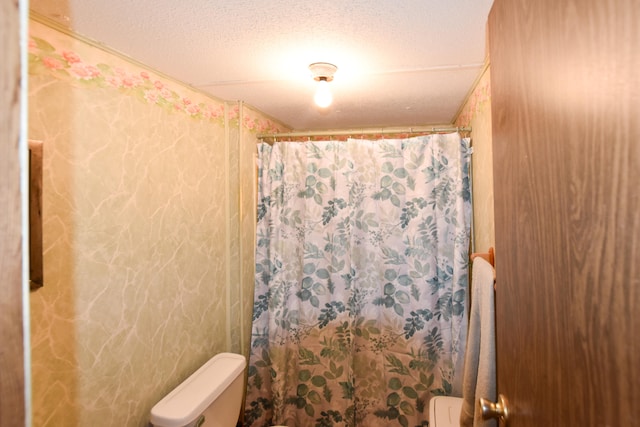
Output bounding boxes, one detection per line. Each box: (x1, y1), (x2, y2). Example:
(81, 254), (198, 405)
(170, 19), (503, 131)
(245, 133), (471, 427)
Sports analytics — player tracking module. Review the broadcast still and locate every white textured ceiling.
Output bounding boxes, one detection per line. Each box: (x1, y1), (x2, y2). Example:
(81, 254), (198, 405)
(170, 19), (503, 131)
(30, 0), (494, 131)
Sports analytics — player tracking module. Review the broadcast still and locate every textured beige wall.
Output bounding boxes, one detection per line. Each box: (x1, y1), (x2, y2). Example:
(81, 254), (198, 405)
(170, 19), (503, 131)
(456, 65), (495, 253)
(27, 18), (285, 427)
(227, 102), (242, 354)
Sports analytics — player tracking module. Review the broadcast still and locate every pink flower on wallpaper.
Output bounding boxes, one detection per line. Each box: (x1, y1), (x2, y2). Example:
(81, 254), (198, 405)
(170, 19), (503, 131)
(140, 71), (150, 80)
(229, 105), (240, 120)
(114, 68), (142, 87)
(244, 116), (256, 130)
(43, 57), (64, 70)
(120, 77), (134, 88)
(86, 65), (101, 78)
(213, 106), (224, 118)
(186, 104), (201, 115)
(154, 80), (164, 90)
(257, 120), (271, 132)
(106, 76), (121, 88)
(159, 87), (173, 100)
(69, 62), (101, 80)
(182, 98), (192, 105)
(62, 50), (81, 64)
(122, 75), (144, 88)
(203, 106), (223, 120)
(144, 90), (159, 104)
(28, 39), (37, 51)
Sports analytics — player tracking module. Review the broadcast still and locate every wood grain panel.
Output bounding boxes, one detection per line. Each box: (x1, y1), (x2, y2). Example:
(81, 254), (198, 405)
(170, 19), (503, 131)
(489, 0), (640, 425)
(0, 0), (27, 425)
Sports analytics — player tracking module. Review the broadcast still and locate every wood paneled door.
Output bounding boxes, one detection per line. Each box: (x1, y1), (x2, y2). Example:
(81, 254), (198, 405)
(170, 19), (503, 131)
(488, 0), (640, 425)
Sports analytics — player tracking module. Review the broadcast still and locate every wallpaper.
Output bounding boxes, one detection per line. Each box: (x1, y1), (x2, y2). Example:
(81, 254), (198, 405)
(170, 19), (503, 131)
(28, 19), (284, 135)
(456, 66), (495, 253)
(28, 17), (286, 427)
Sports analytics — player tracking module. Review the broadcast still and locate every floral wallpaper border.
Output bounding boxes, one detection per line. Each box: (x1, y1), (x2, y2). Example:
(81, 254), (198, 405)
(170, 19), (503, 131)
(455, 66), (491, 128)
(28, 20), (284, 134)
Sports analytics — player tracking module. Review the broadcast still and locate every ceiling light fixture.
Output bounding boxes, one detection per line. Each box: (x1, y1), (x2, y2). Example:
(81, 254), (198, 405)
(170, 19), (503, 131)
(309, 62), (337, 108)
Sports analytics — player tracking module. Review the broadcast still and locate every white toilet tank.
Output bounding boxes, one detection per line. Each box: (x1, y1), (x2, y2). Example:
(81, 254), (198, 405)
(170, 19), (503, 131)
(150, 352), (247, 427)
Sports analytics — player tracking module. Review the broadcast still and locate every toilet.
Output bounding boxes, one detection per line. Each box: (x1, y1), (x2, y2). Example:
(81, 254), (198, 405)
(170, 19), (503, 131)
(150, 352), (247, 427)
(429, 396), (463, 427)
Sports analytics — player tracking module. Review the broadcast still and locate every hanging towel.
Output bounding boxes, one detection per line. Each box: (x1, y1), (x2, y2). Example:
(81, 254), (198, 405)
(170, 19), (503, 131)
(460, 257), (496, 427)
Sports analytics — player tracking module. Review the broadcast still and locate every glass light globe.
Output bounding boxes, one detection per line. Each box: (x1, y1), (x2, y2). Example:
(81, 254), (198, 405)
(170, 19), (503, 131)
(314, 80), (333, 108)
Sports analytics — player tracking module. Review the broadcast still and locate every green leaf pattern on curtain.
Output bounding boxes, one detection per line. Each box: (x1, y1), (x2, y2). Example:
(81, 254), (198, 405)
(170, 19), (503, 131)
(246, 134), (471, 427)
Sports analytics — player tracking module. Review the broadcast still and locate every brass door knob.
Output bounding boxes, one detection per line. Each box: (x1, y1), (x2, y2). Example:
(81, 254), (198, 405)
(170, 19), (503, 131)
(479, 394), (510, 424)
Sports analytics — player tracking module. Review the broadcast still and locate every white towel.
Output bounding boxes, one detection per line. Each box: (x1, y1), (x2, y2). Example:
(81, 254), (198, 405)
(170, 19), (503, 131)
(459, 257), (496, 427)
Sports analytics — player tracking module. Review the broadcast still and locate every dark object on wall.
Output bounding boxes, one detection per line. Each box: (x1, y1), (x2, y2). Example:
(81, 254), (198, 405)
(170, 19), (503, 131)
(29, 139), (43, 290)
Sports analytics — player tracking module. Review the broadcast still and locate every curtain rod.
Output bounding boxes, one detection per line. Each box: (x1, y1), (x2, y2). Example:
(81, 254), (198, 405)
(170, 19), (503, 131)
(257, 126), (471, 139)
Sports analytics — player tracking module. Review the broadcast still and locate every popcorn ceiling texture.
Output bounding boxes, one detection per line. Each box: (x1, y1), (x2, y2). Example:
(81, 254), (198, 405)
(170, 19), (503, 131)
(28, 19), (287, 427)
(29, 0), (494, 130)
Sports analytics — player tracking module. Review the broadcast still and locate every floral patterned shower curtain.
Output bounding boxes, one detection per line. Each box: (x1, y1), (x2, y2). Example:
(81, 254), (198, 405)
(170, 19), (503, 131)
(245, 134), (471, 427)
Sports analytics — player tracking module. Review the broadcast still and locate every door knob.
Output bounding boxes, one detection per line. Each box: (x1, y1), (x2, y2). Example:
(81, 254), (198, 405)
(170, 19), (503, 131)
(479, 394), (510, 423)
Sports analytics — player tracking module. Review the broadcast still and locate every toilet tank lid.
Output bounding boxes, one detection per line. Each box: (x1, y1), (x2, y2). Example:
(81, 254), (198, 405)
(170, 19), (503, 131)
(429, 396), (463, 427)
(150, 352), (246, 427)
